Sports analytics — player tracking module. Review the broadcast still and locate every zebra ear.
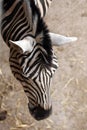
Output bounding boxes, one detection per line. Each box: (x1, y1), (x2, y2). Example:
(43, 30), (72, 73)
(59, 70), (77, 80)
(9, 40), (24, 52)
(9, 38), (35, 52)
(49, 33), (77, 46)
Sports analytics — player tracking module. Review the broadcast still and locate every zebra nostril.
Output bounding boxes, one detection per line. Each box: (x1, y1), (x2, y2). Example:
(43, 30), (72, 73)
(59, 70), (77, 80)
(28, 103), (52, 121)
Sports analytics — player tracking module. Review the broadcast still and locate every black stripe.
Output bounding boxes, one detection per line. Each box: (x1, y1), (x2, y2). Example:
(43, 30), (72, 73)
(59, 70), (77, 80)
(2, 6), (24, 44)
(24, 86), (38, 99)
(25, 63), (40, 77)
(40, 0), (46, 16)
(3, 0), (16, 12)
(10, 64), (20, 71)
(24, 90), (36, 100)
(24, 82), (42, 104)
(9, 60), (19, 66)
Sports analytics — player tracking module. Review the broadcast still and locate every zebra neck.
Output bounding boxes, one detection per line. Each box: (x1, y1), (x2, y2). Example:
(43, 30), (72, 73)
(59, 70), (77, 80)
(30, 1), (53, 64)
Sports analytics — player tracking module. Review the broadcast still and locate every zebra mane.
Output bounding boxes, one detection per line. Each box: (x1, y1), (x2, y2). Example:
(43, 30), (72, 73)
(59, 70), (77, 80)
(30, 0), (53, 64)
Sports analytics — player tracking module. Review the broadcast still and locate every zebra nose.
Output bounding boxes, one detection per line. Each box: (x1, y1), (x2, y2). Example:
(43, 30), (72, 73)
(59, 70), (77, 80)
(28, 104), (52, 121)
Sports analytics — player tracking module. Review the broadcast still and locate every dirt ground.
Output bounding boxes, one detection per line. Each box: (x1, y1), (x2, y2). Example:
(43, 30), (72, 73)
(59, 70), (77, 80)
(0, 0), (87, 130)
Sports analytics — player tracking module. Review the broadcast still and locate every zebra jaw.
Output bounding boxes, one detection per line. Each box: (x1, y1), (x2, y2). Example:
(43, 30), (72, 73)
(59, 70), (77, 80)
(9, 36), (36, 53)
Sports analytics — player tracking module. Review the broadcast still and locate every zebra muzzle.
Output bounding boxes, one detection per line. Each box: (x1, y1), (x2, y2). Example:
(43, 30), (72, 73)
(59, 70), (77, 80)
(28, 103), (52, 121)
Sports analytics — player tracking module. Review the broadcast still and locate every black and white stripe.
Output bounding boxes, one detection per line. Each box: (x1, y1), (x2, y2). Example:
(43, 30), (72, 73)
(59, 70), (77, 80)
(1, 0), (58, 111)
(35, 0), (52, 17)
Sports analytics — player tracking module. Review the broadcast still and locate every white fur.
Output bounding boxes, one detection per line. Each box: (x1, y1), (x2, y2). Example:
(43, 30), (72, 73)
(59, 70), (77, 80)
(49, 33), (77, 46)
(9, 36), (36, 52)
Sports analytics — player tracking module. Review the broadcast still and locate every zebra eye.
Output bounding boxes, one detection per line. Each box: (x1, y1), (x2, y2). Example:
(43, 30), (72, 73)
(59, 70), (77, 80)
(32, 41), (35, 46)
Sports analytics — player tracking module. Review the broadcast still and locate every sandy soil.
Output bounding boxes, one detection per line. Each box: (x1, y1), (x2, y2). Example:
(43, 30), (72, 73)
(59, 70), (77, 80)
(0, 0), (87, 130)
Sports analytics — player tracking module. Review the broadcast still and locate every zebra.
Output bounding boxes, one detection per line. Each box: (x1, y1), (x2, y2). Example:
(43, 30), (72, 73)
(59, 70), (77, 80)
(1, 0), (77, 120)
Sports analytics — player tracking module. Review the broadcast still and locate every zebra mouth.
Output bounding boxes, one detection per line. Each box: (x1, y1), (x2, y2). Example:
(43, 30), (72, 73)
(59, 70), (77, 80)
(28, 103), (52, 121)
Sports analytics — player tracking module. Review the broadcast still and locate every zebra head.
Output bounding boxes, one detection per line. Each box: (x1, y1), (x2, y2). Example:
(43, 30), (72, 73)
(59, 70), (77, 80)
(9, 28), (58, 120)
(8, 0), (58, 121)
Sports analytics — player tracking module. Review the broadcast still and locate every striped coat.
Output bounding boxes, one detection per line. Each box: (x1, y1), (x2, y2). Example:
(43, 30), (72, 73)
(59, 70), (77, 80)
(1, 0), (58, 120)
